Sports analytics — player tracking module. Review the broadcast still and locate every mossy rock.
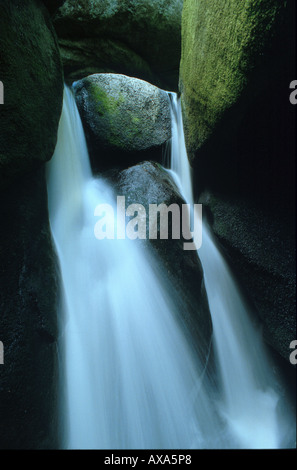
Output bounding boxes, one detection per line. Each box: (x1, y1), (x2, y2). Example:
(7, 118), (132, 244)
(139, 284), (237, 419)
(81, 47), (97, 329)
(73, 73), (171, 171)
(180, 0), (288, 158)
(0, 0), (64, 189)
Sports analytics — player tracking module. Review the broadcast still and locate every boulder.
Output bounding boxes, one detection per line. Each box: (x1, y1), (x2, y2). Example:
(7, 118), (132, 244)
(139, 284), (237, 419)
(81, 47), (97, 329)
(0, 0), (63, 448)
(180, 0), (288, 154)
(74, 74), (171, 171)
(0, 0), (64, 189)
(0, 168), (60, 449)
(179, 0), (296, 362)
(53, 0), (183, 90)
(199, 190), (296, 362)
(179, 0), (295, 213)
(113, 161), (213, 363)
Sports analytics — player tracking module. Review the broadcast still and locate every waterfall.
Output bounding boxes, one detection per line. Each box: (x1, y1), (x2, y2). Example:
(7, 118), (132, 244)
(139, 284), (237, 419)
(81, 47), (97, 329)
(46, 86), (228, 450)
(166, 93), (296, 449)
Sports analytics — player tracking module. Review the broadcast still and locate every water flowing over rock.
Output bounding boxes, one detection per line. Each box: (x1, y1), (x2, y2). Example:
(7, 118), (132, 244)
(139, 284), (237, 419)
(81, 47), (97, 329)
(199, 191), (296, 362)
(114, 161), (212, 359)
(46, 88), (218, 449)
(53, 0), (183, 90)
(74, 74), (171, 171)
(165, 93), (296, 449)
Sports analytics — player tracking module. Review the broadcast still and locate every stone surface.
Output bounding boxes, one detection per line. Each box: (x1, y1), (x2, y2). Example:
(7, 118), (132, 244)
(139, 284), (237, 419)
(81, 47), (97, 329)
(199, 190), (296, 362)
(0, 168), (60, 449)
(179, 0), (295, 363)
(42, 0), (66, 15)
(180, 0), (285, 156)
(180, 0), (295, 212)
(0, 0), (63, 448)
(0, 0), (64, 189)
(74, 74), (171, 171)
(114, 161), (213, 363)
(53, 0), (183, 90)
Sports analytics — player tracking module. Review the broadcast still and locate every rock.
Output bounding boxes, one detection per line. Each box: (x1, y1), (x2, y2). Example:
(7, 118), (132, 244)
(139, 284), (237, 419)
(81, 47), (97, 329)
(179, 0), (295, 363)
(113, 161), (213, 363)
(53, 0), (183, 90)
(57, 37), (158, 88)
(179, 0), (295, 213)
(199, 190), (296, 362)
(0, 1), (63, 448)
(180, 0), (286, 156)
(0, 0), (64, 189)
(73, 74), (171, 172)
(42, 0), (66, 15)
(0, 168), (60, 449)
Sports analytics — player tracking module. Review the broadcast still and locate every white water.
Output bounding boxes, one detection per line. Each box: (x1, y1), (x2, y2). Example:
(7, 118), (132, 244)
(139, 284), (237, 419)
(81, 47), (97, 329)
(46, 87), (228, 449)
(166, 93), (295, 449)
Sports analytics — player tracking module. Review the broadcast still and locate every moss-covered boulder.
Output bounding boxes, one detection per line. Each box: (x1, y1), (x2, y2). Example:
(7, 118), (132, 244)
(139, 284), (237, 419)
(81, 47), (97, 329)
(0, 0), (64, 189)
(114, 161), (212, 364)
(180, 0), (287, 155)
(53, 0), (183, 90)
(179, 0), (295, 211)
(179, 0), (295, 363)
(0, 0), (63, 448)
(74, 73), (171, 171)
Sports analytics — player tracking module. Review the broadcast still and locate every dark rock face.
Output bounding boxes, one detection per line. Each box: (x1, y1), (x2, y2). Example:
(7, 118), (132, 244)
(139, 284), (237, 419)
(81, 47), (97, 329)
(74, 74), (171, 172)
(0, 0), (64, 190)
(199, 191), (296, 362)
(0, 168), (60, 449)
(53, 0), (183, 90)
(179, 0), (296, 361)
(0, 0), (64, 448)
(114, 161), (212, 363)
(42, 0), (66, 15)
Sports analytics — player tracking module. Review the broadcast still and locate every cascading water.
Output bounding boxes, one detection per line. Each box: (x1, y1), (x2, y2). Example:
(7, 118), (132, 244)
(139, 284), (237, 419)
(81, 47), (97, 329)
(166, 93), (296, 449)
(46, 86), (228, 450)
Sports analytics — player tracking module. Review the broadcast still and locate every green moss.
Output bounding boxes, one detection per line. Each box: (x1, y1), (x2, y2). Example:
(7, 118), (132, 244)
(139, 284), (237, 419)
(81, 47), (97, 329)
(180, 0), (283, 158)
(90, 83), (144, 148)
(91, 85), (124, 115)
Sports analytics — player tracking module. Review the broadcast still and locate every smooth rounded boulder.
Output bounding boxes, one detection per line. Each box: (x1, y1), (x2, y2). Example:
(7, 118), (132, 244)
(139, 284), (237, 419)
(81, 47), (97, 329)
(73, 73), (171, 172)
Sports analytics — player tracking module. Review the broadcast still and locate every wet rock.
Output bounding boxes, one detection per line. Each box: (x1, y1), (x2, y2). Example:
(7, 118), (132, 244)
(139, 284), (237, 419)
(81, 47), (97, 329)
(114, 161), (213, 363)
(74, 74), (171, 171)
